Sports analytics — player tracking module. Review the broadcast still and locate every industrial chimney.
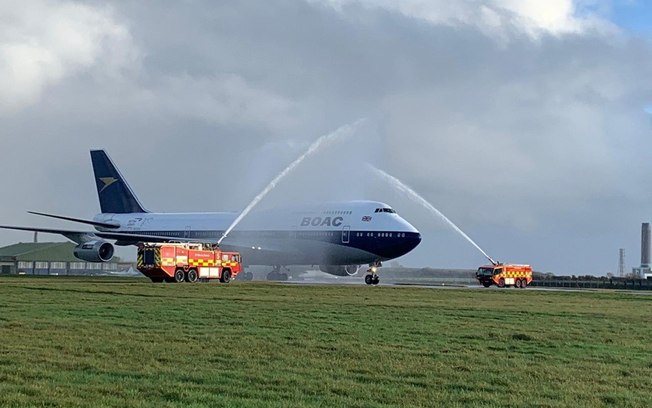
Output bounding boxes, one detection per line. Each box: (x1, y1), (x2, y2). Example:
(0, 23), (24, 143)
(641, 223), (651, 268)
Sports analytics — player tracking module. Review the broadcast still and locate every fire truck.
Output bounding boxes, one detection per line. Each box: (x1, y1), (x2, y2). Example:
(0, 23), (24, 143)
(137, 243), (243, 283)
(476, 263), (532, 288)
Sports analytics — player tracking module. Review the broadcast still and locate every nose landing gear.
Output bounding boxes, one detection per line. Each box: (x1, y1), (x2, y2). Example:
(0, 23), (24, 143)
(266, 265), (289, 281)
(364, 262), (381, 285)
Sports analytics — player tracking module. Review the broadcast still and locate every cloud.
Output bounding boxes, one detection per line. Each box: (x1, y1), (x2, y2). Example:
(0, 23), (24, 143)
(310, 0), (615, 38)
(1, 0), (651, 274)
(0, 0), (138, 112)
(151, 73), (299, 131)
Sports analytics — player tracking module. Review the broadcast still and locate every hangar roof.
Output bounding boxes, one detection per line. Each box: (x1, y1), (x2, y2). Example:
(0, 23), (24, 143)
(0, 242), (79, 262)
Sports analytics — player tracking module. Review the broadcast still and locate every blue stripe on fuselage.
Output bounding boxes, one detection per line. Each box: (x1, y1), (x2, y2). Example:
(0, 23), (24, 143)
(116, 229), (421, 260)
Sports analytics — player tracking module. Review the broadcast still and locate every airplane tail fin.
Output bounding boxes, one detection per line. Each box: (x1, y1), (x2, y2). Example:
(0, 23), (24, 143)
(90, 150), (149, 214)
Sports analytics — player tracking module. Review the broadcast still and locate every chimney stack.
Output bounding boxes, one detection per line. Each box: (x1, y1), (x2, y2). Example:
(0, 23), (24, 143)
(641, 223), (651, 268)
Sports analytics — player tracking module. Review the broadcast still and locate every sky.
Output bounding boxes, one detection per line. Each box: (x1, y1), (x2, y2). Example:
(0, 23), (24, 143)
(1, 0), (652, 275)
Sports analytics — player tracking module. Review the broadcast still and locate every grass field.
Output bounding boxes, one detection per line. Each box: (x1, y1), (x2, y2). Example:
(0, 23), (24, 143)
(0, 277), (650, 407)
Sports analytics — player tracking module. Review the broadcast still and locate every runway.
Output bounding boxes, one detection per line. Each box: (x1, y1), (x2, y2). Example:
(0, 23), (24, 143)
(273, 276), (652, 295)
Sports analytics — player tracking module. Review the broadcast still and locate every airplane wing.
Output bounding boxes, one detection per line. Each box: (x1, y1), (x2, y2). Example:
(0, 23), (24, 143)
(0, 225), (98, 244)
(27, 211), (120, 229)
(0, 225), (217, 245)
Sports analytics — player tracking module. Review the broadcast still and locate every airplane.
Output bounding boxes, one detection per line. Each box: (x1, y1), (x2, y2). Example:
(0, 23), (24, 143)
(0, 150), (421, 284)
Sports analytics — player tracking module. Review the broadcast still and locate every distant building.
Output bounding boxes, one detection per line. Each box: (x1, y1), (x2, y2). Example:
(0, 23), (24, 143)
(0, 242), (132, 276)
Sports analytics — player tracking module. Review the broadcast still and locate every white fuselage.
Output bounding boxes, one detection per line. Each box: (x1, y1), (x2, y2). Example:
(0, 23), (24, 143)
(94, 200), (421, 266)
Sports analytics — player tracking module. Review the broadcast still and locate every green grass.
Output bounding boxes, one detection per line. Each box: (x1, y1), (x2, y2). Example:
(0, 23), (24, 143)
(0, 277), (650, 407)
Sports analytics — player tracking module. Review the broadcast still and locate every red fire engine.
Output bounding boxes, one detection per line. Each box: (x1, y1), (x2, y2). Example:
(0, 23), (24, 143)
(137, 243), (243, 283)
(476, 263), (533, 288)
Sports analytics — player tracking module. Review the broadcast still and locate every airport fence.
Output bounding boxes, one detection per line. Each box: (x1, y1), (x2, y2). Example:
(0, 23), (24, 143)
(530, 278), (652, 290)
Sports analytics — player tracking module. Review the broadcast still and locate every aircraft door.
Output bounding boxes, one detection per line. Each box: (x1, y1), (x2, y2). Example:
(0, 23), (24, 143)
(342, 225), (350, 244)
(184, 226), (191, 239)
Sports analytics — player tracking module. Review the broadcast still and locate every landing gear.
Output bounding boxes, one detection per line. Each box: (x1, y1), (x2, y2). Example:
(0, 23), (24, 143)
(238, 271), (254, 281)
(364, 274), (379, 285)
(266, 266), (289, 281)
(364, 261), (381, 285)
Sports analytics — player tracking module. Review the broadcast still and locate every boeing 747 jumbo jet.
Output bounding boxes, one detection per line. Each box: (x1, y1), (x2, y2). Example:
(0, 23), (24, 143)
(0, 150), (421, 284)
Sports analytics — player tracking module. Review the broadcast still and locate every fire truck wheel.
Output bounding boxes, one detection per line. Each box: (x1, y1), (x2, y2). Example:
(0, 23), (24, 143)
(521, 279), (528, 288)
(498, 278), (505, 288)
(186, 269), (198, 283)
(482, 281), (491, 288)
(174, 269), (185, 283)
(220, 269), (231, 283)
(515, 279), (522, 289)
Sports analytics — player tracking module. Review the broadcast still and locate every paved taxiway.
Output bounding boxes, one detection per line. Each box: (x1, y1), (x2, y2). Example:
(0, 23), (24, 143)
(277, 277), (652, 295)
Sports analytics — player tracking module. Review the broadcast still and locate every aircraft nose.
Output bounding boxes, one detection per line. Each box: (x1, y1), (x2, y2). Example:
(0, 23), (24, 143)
(378, 232), (422, 259)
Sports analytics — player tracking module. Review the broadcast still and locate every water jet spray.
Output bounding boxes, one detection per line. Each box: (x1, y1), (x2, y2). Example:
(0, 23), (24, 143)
(368, 164), (497, 265)
(217, 119), (366, 245)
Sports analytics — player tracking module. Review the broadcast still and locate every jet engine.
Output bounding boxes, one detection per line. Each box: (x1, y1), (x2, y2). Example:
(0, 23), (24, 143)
(319, 265), (360, 276)
(73, 240), (115, 262)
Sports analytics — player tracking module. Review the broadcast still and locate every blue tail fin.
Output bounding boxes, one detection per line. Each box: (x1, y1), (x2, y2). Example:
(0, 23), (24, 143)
(90, 150), (148, 214)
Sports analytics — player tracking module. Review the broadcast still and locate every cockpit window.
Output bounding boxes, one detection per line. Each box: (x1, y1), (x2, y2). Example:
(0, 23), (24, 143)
(374, 208), (396, 214)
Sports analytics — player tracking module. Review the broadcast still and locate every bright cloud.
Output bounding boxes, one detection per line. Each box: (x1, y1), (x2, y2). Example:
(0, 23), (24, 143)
(312, 0), (613, 38)
(0, 0), (138, 112)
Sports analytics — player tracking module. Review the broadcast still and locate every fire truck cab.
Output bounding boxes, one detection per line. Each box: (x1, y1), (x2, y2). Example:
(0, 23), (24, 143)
(476, 264), (532, 288)
(137, 243), (243, 283)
